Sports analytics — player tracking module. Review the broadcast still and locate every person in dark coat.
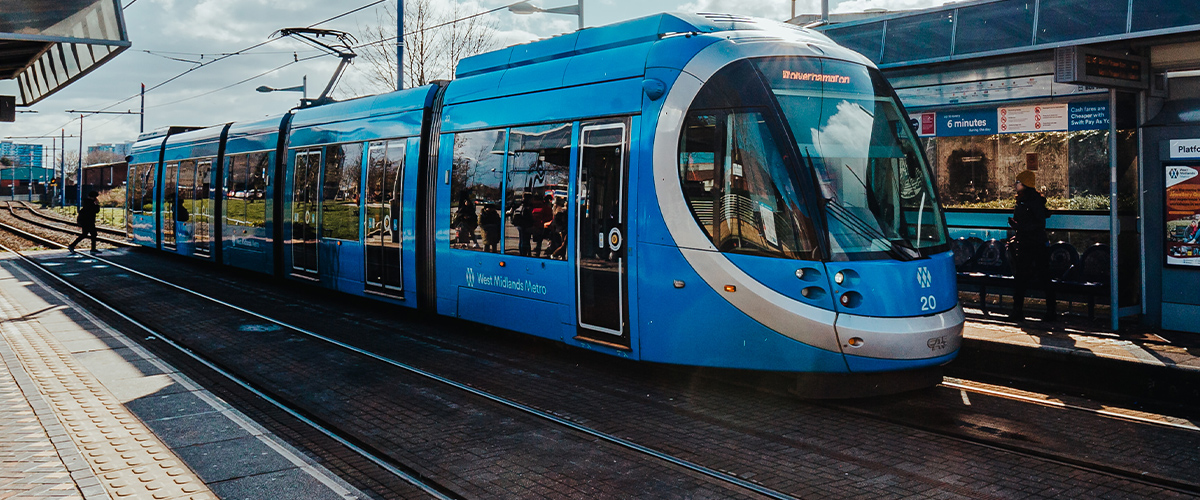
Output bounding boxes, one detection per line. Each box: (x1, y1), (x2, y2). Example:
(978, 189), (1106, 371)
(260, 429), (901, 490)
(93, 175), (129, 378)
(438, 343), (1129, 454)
(68, 191), (101, 254)
(1009, 170), (1055, 320)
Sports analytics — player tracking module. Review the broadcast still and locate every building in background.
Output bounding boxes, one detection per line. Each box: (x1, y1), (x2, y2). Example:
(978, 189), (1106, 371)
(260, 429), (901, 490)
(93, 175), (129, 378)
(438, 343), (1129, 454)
(87, 141), (133, 158)
(0, 141), (44, 168)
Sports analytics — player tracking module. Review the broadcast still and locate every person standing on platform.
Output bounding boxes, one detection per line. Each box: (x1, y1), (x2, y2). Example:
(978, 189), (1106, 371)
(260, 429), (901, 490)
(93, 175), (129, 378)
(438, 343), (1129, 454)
(1008, 170), (1054, 321)
(68, 191), (101, 254)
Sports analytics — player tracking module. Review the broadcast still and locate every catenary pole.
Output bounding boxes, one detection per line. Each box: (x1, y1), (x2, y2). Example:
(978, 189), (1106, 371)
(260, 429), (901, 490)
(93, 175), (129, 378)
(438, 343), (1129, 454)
(397, 0), (403, 90)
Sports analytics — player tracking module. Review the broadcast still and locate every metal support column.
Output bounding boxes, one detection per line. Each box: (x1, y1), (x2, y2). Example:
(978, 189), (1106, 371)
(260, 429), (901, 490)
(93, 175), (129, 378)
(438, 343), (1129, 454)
(396, 0), (403, 90)
(1109, 89), (1119, 331)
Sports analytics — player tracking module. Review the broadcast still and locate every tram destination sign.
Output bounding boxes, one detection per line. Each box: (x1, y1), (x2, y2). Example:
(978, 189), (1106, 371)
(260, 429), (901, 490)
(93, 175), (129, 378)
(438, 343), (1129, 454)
(1055, 46), (1148, 90)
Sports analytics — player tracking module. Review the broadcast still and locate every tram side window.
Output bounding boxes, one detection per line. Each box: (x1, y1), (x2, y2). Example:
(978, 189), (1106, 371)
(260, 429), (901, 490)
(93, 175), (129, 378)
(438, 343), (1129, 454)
(225, 155), (248, 227)
(321, 143), (363, 241)
(680, 114), (718, 239)
(678, 110), (819, 260)
(450, 129), (506, 253)
(128, 163), (149, 215)
(177, 160), (196, 222)
(246, 152), (269, 227)
(503, 123), (571, 259)
(138, 163), (155, 214)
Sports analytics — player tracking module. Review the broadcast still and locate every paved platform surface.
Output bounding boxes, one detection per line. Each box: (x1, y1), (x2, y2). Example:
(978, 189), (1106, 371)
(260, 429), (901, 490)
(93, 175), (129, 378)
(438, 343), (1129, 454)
(961, 310), (1200, 375)
(0, 254), (367, 500)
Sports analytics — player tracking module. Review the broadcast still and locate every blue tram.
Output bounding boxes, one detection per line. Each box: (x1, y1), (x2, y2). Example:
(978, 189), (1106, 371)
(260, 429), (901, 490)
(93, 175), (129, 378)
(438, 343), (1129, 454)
(127, 13), (963, 379)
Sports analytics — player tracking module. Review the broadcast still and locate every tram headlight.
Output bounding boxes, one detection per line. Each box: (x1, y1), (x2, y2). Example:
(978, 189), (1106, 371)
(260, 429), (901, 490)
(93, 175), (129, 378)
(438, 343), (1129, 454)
(839, 293), (850, 305)
(834, 272), (845, 285)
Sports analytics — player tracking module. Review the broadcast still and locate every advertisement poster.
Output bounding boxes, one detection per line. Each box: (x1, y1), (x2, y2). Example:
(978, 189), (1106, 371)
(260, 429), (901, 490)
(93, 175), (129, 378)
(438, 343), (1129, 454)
(1166, 165), (1200, 267)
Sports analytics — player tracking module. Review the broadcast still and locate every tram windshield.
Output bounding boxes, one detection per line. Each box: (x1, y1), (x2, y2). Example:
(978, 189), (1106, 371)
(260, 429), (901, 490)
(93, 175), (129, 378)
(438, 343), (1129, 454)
(754, 57), (948, 260)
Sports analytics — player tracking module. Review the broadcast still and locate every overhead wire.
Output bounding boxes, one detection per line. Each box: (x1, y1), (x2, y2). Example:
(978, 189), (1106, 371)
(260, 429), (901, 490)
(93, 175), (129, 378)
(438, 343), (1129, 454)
(34, 0), (522, 141)
(353, 0), (527, 50)
(31, 0), (388, 140)
(147, 53), (331, 109)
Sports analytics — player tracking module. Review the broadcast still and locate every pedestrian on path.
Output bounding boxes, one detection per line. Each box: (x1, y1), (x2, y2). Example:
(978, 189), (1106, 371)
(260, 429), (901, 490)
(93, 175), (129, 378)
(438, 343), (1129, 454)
(1008, 170), (1054, 321)
(68, 191), (101, 254)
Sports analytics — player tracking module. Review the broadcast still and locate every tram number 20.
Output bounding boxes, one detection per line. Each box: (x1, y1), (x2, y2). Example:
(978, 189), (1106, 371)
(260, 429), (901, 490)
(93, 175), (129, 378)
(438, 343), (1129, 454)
(920, 295), (937, 312)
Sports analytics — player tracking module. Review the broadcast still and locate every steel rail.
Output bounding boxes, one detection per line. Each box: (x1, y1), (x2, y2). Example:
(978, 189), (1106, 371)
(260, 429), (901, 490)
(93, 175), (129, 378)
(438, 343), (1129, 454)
(942, 379), (1200, 433)
(13, 201), (126, 237)
(4, 202), (133, 247)
(821, 387), (1200, 495)
(0, 243), (457, 500)
(73, 252), (799, 500)
(0, 221), (67, 249)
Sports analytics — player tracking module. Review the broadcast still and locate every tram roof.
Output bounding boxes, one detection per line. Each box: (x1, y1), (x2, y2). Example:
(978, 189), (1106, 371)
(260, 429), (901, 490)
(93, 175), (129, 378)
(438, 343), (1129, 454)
(816, 0), (1200, 69)
(445, 12), (859, 107)
(0, 0), (130, 106)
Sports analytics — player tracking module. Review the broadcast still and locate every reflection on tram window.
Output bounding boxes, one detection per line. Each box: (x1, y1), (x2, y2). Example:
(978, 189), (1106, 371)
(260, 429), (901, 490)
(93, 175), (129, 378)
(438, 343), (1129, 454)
(321, 143), (364, 241)
(756, 56), (948, 259)
(365, 140), (405, 290)
(451, 129), (505, 253)
(225, 154), (248, 226)
(176, 159), (195, 222)
(128, 163), (155, 215)
(504, 123), (571, 259)
(678, 109), (819, 260)
(246, 152), (270, 227)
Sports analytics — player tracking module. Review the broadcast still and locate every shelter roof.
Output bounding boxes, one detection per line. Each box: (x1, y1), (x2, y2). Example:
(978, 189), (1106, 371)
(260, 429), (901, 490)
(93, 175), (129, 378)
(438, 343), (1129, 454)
(0, 0), (130, 106)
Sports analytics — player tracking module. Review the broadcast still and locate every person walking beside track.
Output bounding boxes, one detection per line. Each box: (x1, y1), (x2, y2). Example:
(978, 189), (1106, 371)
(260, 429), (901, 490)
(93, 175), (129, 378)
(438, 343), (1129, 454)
(68, 191), (101, 254)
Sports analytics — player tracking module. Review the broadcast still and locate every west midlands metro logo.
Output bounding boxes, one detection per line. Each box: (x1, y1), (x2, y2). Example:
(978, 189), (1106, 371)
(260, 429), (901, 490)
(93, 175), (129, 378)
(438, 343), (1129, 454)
(916, 266), (933, 288)
(465, 267), (475, 287)
(1171, 168), (1181, 179)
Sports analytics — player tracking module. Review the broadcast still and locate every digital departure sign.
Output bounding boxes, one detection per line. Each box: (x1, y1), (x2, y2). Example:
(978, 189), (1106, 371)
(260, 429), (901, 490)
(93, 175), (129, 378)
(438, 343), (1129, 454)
(1055, 46), (1148, 90)
(1084, 54), (1142, 82)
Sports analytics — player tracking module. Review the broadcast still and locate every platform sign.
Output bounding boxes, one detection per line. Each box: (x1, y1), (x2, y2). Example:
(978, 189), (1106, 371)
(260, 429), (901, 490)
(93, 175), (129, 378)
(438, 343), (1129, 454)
(1068, 102), (1110, 130)
(937, 109), (995, 136)
(1166, 165), (1200, 267)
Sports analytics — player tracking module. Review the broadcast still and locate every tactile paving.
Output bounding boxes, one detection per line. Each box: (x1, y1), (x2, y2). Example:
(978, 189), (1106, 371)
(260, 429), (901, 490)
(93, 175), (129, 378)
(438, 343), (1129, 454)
(0, 288), (215, 500)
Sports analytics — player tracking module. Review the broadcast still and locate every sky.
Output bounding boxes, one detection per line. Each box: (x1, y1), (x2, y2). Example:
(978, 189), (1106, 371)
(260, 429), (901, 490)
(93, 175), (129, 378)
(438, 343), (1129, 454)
(0, 0), (946, 159)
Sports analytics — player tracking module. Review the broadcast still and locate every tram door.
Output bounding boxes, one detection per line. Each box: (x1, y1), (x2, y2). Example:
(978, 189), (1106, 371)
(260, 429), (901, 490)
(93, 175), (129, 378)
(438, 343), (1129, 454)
(575, 122), (630, 348)
(162, 162), (177, 249)
(364, 140), (405, 292)
(290, 150), (321, 276)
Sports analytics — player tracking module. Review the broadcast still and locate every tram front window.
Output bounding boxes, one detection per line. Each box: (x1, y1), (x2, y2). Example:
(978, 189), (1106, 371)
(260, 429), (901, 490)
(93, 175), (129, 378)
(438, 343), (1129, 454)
(754, 57), (948, 260)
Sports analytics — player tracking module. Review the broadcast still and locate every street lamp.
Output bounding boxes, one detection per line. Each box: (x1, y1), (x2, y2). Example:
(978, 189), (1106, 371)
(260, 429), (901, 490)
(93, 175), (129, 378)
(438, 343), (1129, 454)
(509, 0), (583, 30)
(256, 76), (308, 103)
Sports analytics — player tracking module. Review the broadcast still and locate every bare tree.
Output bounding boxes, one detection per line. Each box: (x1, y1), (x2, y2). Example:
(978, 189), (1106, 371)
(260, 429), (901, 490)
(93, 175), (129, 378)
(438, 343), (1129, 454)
(349, 0), (498, 95)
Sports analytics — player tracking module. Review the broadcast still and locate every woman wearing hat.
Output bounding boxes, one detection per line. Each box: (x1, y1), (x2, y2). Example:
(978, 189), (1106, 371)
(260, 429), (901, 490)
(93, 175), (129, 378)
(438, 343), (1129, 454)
(1008, 170), (1055, 321)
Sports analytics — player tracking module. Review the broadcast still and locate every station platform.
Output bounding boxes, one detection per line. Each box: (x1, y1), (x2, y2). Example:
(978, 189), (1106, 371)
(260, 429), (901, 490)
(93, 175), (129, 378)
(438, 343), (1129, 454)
(0, 254), (365, 500)
(1, 249), (1197, 498)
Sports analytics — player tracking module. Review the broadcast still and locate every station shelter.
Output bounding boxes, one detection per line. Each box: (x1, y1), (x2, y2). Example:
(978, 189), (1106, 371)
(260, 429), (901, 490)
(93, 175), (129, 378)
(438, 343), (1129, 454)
(814, 0), (1200, 335)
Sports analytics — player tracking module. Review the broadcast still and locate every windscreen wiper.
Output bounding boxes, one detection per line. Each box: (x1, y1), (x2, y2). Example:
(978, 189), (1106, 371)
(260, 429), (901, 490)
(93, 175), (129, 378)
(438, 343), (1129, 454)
(801, 148), (918, 261)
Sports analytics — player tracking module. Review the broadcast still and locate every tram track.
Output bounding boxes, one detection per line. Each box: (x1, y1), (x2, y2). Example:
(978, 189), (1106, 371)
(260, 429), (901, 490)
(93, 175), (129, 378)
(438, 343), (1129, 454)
(37, 251), (1200, 496)
(5, 245), (801, 500)
(5, 236), (1198, 498)
(3, 201), (131, 248)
